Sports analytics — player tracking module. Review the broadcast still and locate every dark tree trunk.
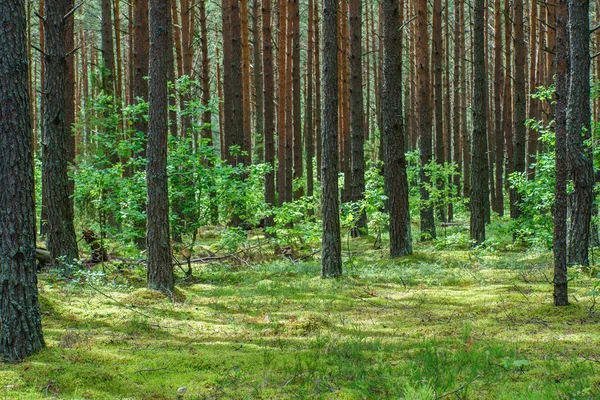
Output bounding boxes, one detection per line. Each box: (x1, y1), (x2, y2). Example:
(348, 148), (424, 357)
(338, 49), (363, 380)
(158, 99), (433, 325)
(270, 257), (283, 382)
(470, 0), (489, 245)
(263, 0), (275, 231)
(305, 0), (315, 197)
(0, 0), (46, 361)
(349, 0), (367, 237)
(492, 0), (504, 215)
(43, 0), (79, 271)
(276, 0), (287, 205)
(433, 0), (445, 223)
(65, 0), (75, 210)
(526, 0), (538, 179)
(511, 0), (526, 219)
(291, 0), (302, 199)
(503, 0), (513, 189)
(133, 0), (149, 160)
(321, 0), (342, 277)
(417, 0), (435, 240)
(314, 0), (322, 182)
(146, 0), (174, 294)
(199, 0), (212, 144)
(252, 0), (264, 163)
(382, 0), (412, 257)
(553, 0), (569, 305)
(452, 0), (462, 219)
(566, 0), (592, 267)
(101, 0), (116, 95)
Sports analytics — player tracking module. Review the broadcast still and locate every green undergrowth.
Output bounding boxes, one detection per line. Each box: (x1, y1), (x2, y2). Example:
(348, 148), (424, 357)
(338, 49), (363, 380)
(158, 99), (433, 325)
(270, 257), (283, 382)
(1, 233), (600, 399)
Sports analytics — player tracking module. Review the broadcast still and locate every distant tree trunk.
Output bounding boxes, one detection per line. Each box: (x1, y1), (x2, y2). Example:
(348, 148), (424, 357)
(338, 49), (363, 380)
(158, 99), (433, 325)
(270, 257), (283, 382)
(276, 0), (287, 205)
(114, 0), (123, 102)
(65, 0), (75, 210)
(0, 0), (46, 361)
(223, 0), (246, 166)
(470, 0), (489, 244)
(511, 0), (526, 219)
(252, 0), (264, 163)
(314, 0), (322, 181)
(241, 0), (252, 165)
(39, 0), (47, 236)
(460, 1), (469, 201)
(492, 0), (504, 216)
(43, 0), (79, 271)
(199, 0), (212, 143)
(101, 0), (116, 95)
(503, 0), (513, 188)
(291, 0), (302, 199)
(349, 0), (367, 237)
(553, 0), (569, 305)
(217, 48), (225, 156)
(321, 0), (342, 277)
(146, 0), (174, 294)
(566, 0), (592, 267)
(133, 0), (149, 160)
(433, 0), (445, 223)
(284, 1), (293, 203)
(263, 0), (275, 230)
(416, 0), (435, 239)
(305, 0), (315, 197)
(382, 0), (412, 257)
(452, 0), (462, 218)
(444, 0), (453, 221)
(526, 0), (538, 178)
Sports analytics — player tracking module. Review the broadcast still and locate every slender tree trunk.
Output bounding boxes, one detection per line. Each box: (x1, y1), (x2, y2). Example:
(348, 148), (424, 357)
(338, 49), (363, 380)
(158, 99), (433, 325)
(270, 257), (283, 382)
(101, 0), (116, 95)
(147, 0), (174, 294)
(382, 0), (412, 257)
(470, 0), (489, 244)
(133, 0), (149, 159)
(417, 0), (435, 239)
(253, 0), (264, 162)
(444, 0), (453, 221)
(305, 0), (314, 197)
(0, 0), (46, 361)
(263, 0), (275, 230)
(43, 0), (79, 271)
(503, 0), (513, 188)
(114, 0), (123, 101)
(526, 0), (538, 178)
(276, 0), (287, 205)
(199, 0), (212, 143)
(241, 0), (252, 165)
(492, 0), (504, 215)
(553, 0), (569, 305)
(461, 2), (469, 201)
(511, 0), (526, 219)
(566, 0), (592, 267)
(452, 0), (462, 218)
(314, 1), (322, 181)
(284, 0), (293, 203)
(321, 0), (342, 277)
(433, 0), (445, 223)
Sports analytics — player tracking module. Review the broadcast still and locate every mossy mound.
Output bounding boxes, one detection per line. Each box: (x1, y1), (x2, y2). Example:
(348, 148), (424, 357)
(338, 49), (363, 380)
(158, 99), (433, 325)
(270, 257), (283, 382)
(123, 287), (186, 306)
(285, 313), (331, 336)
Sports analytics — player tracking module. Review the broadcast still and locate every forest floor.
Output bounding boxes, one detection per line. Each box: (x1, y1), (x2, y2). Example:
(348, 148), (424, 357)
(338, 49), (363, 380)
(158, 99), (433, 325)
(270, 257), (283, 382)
(1, 228), (600, 399)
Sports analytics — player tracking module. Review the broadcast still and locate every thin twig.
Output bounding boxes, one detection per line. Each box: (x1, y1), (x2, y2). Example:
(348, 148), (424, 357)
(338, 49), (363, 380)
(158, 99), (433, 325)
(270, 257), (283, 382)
(435, 375), (481, 399)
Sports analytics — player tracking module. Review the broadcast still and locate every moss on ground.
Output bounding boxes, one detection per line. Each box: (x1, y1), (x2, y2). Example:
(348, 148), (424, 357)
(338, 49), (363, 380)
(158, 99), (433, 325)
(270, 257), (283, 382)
(1, 233), (599, 399)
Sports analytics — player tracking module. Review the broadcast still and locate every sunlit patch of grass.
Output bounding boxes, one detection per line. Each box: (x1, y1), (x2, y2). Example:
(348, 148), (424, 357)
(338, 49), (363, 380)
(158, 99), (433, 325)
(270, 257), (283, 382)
(0, 239), (599, 398)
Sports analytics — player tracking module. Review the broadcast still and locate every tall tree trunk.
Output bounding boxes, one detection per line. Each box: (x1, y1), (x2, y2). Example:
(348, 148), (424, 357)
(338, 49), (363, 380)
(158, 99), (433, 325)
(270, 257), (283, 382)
(314, 0), (322, 181)
(147, 0), (174, 294)
(382, 0), (412, 257)
(492, 0), (504, 215)
(0, 0), (46, 361)
(321, 0), (342, 277)
(291, 0), (302, 199)
(433, 0), (445, 223)
(511, 0), (526, 219)
(276, 0), (287, 205)
(349, 0), (367, 236)
(470, 0), (490, 244)
(133, 0), (149, 160)
(101, 0), (116, 95)
(284, 0), (293, 203)
(416, 0), (435, 239)
(43, 0), (79, 271)
(553, 0), (569, 305)
(526, 0), (538, 178)
(503, 0), (513, 189)
(305, 0), (315, 197)
(253, 0), (264, 162)
(460, 1), (469, 201)
(452, 0), (462, 218)
(199, 0), (212, 143)
(263, 0), (275, 230)
(444, 0), (453, 221)
(65, 0), (76, 211)
(566, 0), (592, 267)
(240, 0), (252, 165)
(114, 0), (123, 101)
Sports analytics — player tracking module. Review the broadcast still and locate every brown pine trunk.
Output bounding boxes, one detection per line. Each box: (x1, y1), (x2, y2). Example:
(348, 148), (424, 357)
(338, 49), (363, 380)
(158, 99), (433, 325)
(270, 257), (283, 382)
(217, 47), (225, 157)
(263, 0), (275, 230)
(276, 0), (287, 205)
(241, 0), (252, 165)
(101, 0), (116, 95)
(452, 0), (462, 215)
(199, 0), (212, 143)
(461, 1), (469, 201)
(417, 0), (435, 239)
(0, 0), (46, 361)
(133, 0), (149, 160)
(114, 0), (123, 101)
(492, 0), (504, 215)
(511, 0), (526, 219)
(252, 0), (264, 162)
(321, 0), (342, 277)
(147, 0), (174, 294)
(526, 0), (538, 178)
(314, 0), (322, 181)
(444, 0), (452, 220)
(291, 0), (302, 198)
(433, 0), (445, 223)
(284, 0), (293, 202)
(503, 0), (513, 186)
(305, 0), (314, 197)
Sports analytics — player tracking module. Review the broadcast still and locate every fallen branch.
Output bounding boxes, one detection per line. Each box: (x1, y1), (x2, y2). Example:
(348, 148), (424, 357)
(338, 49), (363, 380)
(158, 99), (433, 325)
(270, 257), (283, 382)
(435, 375), (481, 399)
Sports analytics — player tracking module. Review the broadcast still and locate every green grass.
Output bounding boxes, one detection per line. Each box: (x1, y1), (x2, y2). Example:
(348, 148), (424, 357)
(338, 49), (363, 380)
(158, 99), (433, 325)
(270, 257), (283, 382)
(1, 233), (599, 399)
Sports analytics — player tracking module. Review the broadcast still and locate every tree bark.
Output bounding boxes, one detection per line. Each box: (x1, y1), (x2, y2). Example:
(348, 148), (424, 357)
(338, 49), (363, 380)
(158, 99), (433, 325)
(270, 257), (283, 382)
(305, 0), (315, 197)
(252, 0), (264, 162)
(147, 0), (174, 294)
(470, 0), (490, 244)
(263, 0), (275, 230)
(553, 0), (569, 305)
(492, 0), (504, 215)
(321, 0), (342, 277)
(566, 0), (592, 267)
(416, 0), (435, 239)
(349, 0), (367, 237)
(133, 0), (149, 160)
(511, 0), (526, 219)
(276, 0), (287, 204)
(382, 0), (412, 257)
(43, 0), (79, 271)
(101, 0), (116, 95)
(433, 0), (445, 223)
(0, 0), (46, 361)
